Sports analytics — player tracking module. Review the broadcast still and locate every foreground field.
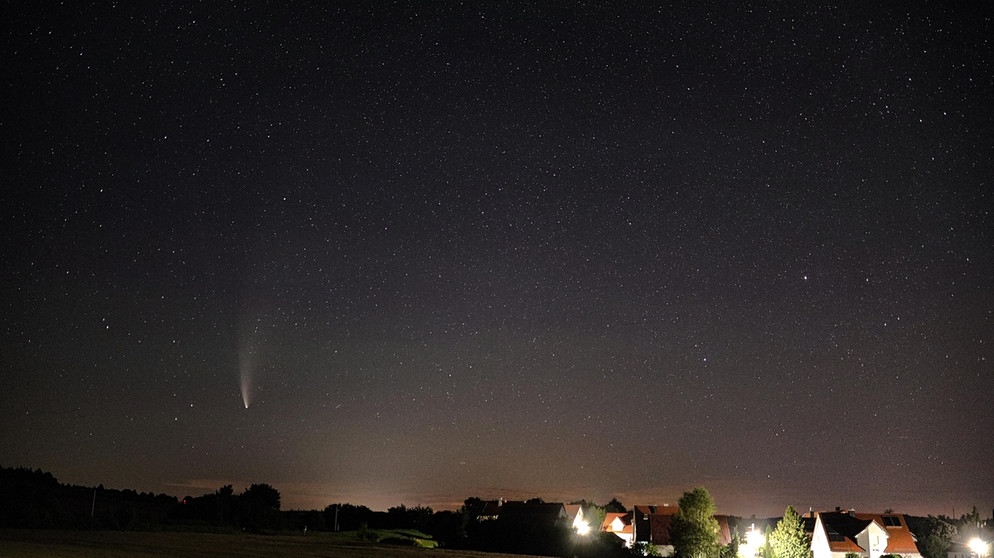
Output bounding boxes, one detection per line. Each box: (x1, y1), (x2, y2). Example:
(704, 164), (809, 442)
(0, 529), (544, 558)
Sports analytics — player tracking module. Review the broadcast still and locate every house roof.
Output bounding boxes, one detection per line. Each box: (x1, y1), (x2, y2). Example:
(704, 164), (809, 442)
(855, 513), (920, 554)
(817, 511), (874, 553)
(634, 504), (676, 517)
(468, 499), (502, 518)
(602, 512), (634, 535)
(563, 504), (583, 521)
(635, 512), (732, 546)
(715, 515), (733, 545)
(815, 511), (919, 555)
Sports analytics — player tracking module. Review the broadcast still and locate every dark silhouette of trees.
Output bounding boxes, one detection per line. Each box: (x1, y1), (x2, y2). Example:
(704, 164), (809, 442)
(386, 504), (433, 530)
(463, 496), (484, 514)
(237, 484), (282, 531)
(0, 467), (177, 530)
(241, 483), (280, 511)
(322, 503), (374, 531)
(911, 516), (958, 558)
(426, 509), (467, 547)
(604, 497), (627, 513)
(0, 467), (64, 527)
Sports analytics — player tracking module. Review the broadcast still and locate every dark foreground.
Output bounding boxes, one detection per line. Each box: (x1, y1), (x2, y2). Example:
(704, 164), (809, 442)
(0, 529), (544, 558)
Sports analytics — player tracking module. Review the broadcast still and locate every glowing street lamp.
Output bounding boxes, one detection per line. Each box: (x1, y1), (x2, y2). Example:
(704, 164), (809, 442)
(969, 538), (989, 558)
(739, 525), (766, 558)
(747, 526), (766, 549)
(575, 520), (591, 536)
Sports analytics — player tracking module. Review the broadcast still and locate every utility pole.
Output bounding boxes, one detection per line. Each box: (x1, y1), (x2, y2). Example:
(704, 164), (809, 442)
(91, 489), (97, 518)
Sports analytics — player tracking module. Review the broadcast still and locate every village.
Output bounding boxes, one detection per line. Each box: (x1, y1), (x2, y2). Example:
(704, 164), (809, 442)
(466, 497), (992, 558)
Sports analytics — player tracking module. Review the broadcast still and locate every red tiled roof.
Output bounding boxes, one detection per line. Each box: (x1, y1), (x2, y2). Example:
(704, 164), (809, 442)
(818, 512), (872, 553)
(855, 513), (920, 554)
(602, 512), (633, 535)
(563, 504), (582, 520)
(715, 515), (733, 546)
(816, 511), (920, 555)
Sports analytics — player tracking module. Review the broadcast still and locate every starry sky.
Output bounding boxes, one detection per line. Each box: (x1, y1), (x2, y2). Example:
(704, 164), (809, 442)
(2, 3), (992, 517)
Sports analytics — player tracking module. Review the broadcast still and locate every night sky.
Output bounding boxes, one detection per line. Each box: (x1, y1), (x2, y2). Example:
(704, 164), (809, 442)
(2, 3), (992, 517)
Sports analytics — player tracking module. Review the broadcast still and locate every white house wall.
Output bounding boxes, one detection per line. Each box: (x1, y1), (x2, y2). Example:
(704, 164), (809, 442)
(856, 522), (888, 558)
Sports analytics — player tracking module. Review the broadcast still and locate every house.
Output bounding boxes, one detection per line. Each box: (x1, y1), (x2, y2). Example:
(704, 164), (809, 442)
(633, 505), (676, 543)
(602, 505), (731, 555)
(563, 504), (590, 534)
(602, 512), (635, 547)
(468, 498), (503, 521)
(647, 512), (677, 556)
(810, 510), (922, 558)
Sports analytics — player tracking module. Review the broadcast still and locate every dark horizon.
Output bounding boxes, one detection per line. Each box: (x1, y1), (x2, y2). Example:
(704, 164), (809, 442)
(2, 3), (992, 523)
(8, 462), (990, 520)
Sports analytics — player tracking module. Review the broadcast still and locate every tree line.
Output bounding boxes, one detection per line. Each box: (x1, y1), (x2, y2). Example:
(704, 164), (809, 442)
(0, 466), (971, 558)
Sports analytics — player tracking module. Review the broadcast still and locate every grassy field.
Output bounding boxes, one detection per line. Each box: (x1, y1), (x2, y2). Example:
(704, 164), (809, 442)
(0, 529), (545, 558)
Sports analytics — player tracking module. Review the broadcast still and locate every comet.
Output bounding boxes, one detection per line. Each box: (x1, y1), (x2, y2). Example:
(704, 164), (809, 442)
(240, 372), (251, 409)
(238, 340), (257, 410)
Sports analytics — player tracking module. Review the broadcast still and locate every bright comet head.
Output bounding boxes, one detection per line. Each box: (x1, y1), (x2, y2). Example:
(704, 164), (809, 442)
(240, 373), (251, 409)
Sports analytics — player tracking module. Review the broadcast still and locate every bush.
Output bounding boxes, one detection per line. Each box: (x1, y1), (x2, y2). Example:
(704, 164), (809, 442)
(356, 523), (379, 542)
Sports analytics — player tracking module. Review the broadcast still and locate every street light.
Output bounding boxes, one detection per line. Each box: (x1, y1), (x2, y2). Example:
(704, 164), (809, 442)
(739, 525), (766, 558)
(747, 526), (766, 549)
(970, 538), (990, 558)
(575, 520), (591, 536)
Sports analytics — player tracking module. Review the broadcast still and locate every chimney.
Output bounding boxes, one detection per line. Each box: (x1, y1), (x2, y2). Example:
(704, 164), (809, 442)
(848, 508), (856, 517)
(836, 507), (841, 513)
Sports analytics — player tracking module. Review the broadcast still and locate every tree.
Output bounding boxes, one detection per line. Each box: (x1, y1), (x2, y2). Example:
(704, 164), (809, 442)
(584, 504), (607, 535)
(242, 483), (280, 510)
(961, 506), (982, 529)
(462, 497), (484, 516)
(770, 506), (810, 558)
(760, 525), (774, 558)
(215, 485), (233, 524)
(670, 487), (721, 558)
(917, 516), (958, 558)
(322, 503), (373, 531)
(604, 498), (627, 513)
(386, 504), (433, 530)
(238, 484), (281, 531)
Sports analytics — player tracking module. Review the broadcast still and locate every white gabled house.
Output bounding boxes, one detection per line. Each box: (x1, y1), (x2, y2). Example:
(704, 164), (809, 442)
(811, 510), (922, 558)
(563, 504), (590, 534)
(602, 511), (635, 547)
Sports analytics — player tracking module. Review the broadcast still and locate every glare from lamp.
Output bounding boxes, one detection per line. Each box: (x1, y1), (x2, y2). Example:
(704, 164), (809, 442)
(747, 528), (766, 548)
(970, 538), (989, 558)
(576, 521), (591, 536)
(738, 525), (767, 558)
